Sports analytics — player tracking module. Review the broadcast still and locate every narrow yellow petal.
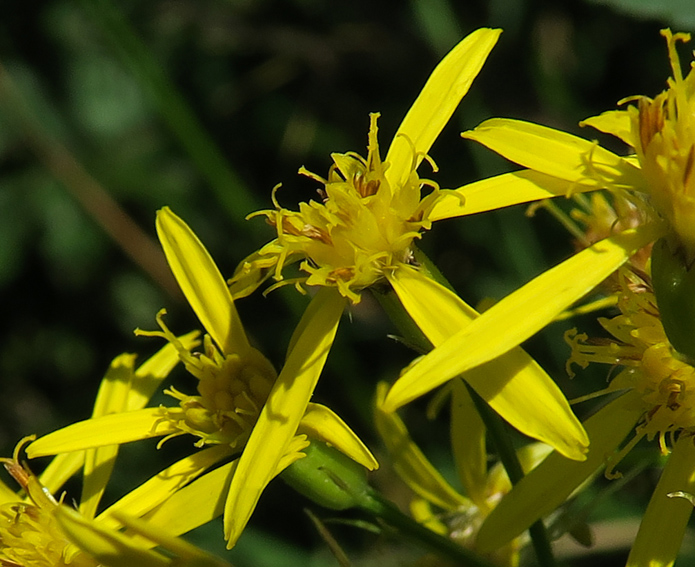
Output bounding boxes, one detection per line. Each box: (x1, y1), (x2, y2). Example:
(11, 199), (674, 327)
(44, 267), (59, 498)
(92, 353), (137, 418)
(156, 207), (250, 355)
(385, 28), (501, 189)
(80, 353), (138, 518)
(98, 444), (235, 528)
(374, 382), (470, 511)
(450, 379), (488, 508)
(27, 408), (178, 458)
(108, 513), (231, 567)
(387, 265), (589, 460)
(299, 403), (378, 470)
(627, 434), (695, 567)
(224, 288), (345, 547)
(142, 460), (237, 538)
(462, 118), (646, 191)
(81, 445), (119, 520)
(383, 225), (663, 414)
(141, 437), (307, 540)
(579, 110), (635, 147)
(476, 392), (642, 553)
(429, 169), (596, 222)
(54, 507), (170, 567)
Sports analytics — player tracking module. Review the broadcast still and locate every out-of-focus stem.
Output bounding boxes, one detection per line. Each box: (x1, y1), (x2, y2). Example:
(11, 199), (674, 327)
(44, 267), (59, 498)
(0, 63), (181, 300)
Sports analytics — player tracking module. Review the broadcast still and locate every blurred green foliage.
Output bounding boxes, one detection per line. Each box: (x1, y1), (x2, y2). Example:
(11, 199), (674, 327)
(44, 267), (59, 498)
(1, 0), (694, 565)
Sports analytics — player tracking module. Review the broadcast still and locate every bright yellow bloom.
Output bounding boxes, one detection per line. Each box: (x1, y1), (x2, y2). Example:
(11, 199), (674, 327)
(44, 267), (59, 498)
(474, 268), (695, 567)
(382, 31), (695, 422)
(0, 442), (231, 567)
(374, 382), (551, 567)
(229, 28), (590, 461)
(27, 207), (377, 549)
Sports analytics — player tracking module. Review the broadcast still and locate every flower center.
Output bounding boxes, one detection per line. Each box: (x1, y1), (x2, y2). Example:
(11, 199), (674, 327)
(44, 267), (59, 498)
(233, 113), (448, 303)
(139, 311), (277, 449)
(629, 29), (695, 261)
(566, 269), (695, 453)
(0, 447), (95, 567)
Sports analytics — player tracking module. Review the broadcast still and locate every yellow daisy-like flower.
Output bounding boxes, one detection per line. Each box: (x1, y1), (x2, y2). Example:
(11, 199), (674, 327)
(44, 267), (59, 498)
(474, 268), (695, 567)
(27, 207), (377, 549)
(229, 27), (590, 461)
(374, 382), (551, 567)
(0, 442), (232, 567)
(382, 30), (695, 420)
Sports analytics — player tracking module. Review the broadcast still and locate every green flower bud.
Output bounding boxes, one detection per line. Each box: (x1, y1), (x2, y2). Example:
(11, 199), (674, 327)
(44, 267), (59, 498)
(651, 237), (695, 360)
(280, 441), (371, 510)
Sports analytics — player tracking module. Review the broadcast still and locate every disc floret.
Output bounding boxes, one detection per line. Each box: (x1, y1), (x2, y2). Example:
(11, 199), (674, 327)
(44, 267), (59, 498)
(137, 310), (277, 449)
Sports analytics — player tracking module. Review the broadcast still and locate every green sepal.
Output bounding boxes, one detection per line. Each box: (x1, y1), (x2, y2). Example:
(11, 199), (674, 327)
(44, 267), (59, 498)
(651, 237), (695, 360)
(280, 441), (370, 511)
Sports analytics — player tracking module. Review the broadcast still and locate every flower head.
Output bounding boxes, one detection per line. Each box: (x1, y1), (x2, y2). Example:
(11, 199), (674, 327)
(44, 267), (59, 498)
(227, 28), (591, 463)
(628, 30), (695, 261)
(236, 112), (457, 304)
(230, 29), (500, 304)
(27, 207), (377, 549)
(0, 440), (231, 567)
(566, 268), (695, 461)
(374, 382), (551, 566)
(384, 30), (695, 426)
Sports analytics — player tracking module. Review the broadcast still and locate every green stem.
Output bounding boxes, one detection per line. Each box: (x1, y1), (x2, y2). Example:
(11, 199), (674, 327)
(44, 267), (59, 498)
(374, 246), (557, 567)
(467, 386), (555, 567)
(282, 440), (497, 566)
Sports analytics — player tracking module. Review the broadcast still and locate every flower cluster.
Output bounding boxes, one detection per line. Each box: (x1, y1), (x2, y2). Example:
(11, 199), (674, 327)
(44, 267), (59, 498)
(11, 23), (695, 567)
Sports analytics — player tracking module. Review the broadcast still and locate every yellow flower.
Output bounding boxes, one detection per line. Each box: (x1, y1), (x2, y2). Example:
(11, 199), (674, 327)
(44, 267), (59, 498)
(381, 31), (695, 424)
(0, 442), (232, 567)
(374, 382), (551, 567)
(230, 28), (500, 304)
(473, 268), (695, 567)
(26, 207), (377, 549)
(229, 28), (590, 461)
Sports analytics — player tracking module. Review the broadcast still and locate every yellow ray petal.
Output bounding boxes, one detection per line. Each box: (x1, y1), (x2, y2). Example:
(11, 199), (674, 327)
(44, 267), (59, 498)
(627, 434), (695, 567)
(81, 445), (119, 520)
(429, 169), (597, 221)
(98, 444), (235, 529)
(580, 110), (635, 148)
(386, 265), (588, 460)
(476, 392), (643, 552)
(55, 507), (170, 567)
(26, 408), (178, 458)
(156, 207), (250, 355)
(142, 436), (307, 539)
(80, 353), (139, 519)
(108, 513), (231, 567)
(383, 224), (663, 415)
(385, 28), (501, 189)
(223, 287), (345, 547)
(462, 118), (646, 191)
(299, 403), (378, 470)
(142, 460), (237, 538)
(450, 379), (487, 508)
(374, 382), (470, 511)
